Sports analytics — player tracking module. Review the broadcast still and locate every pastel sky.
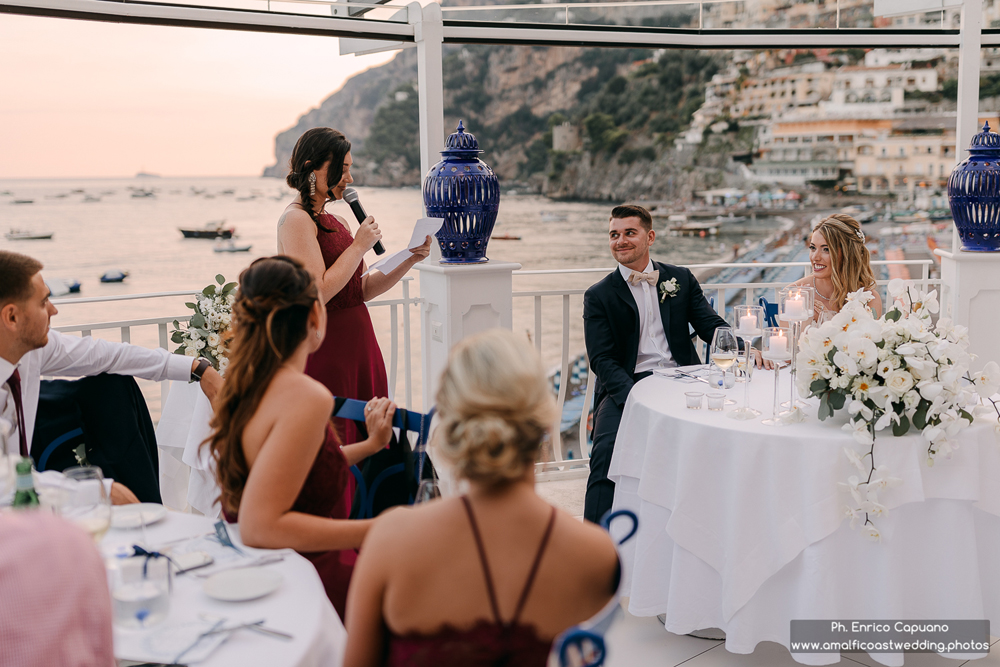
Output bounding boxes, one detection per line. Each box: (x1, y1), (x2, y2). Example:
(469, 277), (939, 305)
(0, 13), (399, 178)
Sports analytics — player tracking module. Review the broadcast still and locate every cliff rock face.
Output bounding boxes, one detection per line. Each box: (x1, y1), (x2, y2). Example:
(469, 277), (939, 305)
(262, 49), (418, 179)
(263, 43), (743, 201)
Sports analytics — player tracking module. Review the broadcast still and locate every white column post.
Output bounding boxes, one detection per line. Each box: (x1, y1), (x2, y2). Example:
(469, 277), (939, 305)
(415, 262), (522, 409)
(953, 0), (983, 252)
(410, 1), (445, 187)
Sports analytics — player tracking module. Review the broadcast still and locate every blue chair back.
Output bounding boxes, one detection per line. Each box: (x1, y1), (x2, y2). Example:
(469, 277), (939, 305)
(758, 297), (779, 328)
(553, 509), (639, 667)
(333, 397), (434, 520)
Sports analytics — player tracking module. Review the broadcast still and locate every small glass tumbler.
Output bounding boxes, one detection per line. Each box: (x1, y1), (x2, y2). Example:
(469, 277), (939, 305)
(707, 393), (726, 411)
(685, 392), (704, 409)
(109, 556), (171, 628)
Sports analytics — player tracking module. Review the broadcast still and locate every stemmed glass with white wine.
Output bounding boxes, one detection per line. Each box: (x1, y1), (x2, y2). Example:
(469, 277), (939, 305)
(710, 327), (739, 405)
(60, 466), (112, 544)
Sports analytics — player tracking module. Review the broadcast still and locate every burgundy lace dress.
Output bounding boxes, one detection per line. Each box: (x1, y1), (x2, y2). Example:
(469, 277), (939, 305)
(384, 497), (558, 666)
(305, 213), (389, 446)
(225, 423), (356, 620)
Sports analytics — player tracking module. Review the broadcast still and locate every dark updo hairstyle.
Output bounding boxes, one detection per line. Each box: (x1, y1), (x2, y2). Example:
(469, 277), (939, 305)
(206, 255), (322, 515)
(286, 127), (351, 232)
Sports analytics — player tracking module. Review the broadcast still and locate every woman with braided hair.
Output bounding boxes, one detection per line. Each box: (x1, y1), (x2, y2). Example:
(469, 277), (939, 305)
(277, 128), (431, 447)
(786, 213), (883, 321)
(207, 256), (397, 619)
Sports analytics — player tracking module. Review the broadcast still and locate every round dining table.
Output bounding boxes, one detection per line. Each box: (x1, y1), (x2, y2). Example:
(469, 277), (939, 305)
(104, 511), (345, 666)
(608, 366), (1000, 666)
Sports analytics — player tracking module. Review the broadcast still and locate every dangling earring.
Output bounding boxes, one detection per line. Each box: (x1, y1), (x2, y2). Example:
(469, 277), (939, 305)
(308, 172), (317, 196)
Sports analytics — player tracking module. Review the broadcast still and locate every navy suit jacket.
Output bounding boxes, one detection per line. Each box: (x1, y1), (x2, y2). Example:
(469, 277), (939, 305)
(583, 261), (729, 411)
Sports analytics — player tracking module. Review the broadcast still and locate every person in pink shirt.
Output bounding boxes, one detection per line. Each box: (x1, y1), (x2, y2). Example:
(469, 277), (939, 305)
(0, 511), (114, 667)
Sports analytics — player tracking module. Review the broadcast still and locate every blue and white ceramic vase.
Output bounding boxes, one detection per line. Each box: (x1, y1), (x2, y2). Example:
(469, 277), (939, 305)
(948, 121), (1000, 252)
(422, 121), (500, 263)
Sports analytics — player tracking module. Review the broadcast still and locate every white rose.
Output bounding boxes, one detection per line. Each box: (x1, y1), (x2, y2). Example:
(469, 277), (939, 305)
(207, 333), (221, 347)
(194, 339), (206, 350)
(885, 369), (915, 396)
(903, 390), (921, 411)
(189, 330), (201, 340)
(218, 356), (229, 374)
(184, 346), (198, 357)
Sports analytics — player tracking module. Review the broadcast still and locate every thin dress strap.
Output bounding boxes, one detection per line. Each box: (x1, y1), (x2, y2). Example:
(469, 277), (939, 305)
(460, 497), (558, 627)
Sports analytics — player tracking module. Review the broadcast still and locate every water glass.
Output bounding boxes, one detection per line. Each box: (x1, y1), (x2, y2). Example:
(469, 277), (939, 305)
(707, 393), (726, 411)
(685, 392), (704, 409)
(109, 556), (171, 628)
(60, 467), (111, 544)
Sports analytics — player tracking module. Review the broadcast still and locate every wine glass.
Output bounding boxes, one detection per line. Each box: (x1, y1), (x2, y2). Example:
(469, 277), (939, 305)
(60, 466), (112, 544)
(710, 328), (739, 406)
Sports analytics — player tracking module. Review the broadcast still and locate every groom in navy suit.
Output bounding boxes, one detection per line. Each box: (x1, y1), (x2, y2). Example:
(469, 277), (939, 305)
(583, 204), (729, 523)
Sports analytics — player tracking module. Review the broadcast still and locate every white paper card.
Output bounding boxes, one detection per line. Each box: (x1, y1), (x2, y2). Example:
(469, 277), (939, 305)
(365, 217), (444, 276)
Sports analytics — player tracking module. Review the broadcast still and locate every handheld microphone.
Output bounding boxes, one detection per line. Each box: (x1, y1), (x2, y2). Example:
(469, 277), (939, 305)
(342, 187), (385, 255)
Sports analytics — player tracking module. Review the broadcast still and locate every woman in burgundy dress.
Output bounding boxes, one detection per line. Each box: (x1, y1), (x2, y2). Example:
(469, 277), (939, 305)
(206, 256), (397, 619)
(277, 128), (431, 445)
(343, 330), (621, 667)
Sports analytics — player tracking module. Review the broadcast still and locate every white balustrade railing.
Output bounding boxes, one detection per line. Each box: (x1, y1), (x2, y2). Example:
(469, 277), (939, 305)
(48, 262), (940, 483)
(49, 277), (421, 413)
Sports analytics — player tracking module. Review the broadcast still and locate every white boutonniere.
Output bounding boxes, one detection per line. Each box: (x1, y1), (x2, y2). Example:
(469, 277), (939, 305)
(659, 277), (679, 303)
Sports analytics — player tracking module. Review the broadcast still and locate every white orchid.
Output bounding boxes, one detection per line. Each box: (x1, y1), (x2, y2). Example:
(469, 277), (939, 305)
(864, 525), (881, 542)
(972, 361), (1000, 399)
(844, 505), (863, 530)
(843, 447), (868, 474)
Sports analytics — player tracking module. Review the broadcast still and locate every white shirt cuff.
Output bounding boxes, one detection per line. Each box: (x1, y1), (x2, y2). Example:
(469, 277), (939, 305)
(167, 354), (194, 382)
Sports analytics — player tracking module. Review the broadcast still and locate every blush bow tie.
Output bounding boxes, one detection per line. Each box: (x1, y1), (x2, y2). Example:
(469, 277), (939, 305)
(627, 270), (658, 287)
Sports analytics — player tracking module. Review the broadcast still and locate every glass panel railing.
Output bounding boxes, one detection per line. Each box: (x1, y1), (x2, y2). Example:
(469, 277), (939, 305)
(441, 0), (964, 31)
(105, 0), (412, 22)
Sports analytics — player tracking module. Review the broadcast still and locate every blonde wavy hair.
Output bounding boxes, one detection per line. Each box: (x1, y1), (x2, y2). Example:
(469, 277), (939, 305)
(813, 213), (877, 311)
(434, 329), (557, 488)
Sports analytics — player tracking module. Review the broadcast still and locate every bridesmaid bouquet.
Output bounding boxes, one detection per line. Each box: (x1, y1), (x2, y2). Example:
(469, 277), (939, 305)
(793, 280), (998, 541)
(170, 274), (237, 374)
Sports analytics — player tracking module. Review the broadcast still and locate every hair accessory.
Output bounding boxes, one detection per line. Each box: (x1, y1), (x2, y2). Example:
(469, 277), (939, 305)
(856, 229), (865, 242)
(308, 172), (317, 196)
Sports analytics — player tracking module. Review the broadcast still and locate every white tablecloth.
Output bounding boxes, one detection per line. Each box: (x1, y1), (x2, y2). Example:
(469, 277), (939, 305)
(157, 381), (221, 517)
(608, 368), (1000, 666)
(105, 511), (344, 666)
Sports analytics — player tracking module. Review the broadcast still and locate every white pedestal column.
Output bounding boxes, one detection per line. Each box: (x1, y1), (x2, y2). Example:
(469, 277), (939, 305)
(415, 261), (521, 408)
(936, 249), (1000, 367)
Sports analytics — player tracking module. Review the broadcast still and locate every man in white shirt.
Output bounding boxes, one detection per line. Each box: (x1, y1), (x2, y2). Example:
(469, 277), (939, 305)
(582, 205), (730, 523)
(0, 251), (221, 504)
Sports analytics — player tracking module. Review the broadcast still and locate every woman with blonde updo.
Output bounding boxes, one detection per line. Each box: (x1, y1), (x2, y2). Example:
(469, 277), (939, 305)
(343, 329), (619, 667)
(787, 213), (883, 320)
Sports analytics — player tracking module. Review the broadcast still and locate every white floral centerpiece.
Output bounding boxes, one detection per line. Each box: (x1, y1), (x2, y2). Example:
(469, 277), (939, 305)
(795, 279), (999, 541)
(170, 274), (236, 374)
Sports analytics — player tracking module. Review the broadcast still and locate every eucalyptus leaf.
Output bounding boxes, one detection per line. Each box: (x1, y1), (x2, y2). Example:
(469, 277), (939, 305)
(202, 285), (215, 297)
(885, 309), (901, 322)
(172, 348), (186, 355)
(185, 302), (196, 309)
(170, 332), (184, 344)
(809, 378), (827, 395)
(818, 393), (832, 420)
(173, 320), (180, 329)
(829, 391), (847, 411)
(827, 349), (837, 365)
(223, 282), (237, 294)
(960, 409), (974, 423)
(913, 401), (929, 429)
(190, 314), (206, 328)
(892, 414), (910, 437)
(216, 274), (225, 285)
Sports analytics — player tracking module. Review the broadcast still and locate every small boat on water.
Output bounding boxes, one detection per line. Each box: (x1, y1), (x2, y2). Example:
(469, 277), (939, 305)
(179, 221), (235, 239)
(100, 270), (129, 283)
(6, 229), (53, 240)
(540, 211), (568, 222)
(131, 189), (155, 198)
(492, 234), (522, 241)
(11, 199), (34, 205)
(46, 279), (82, 297)
(214, 239), (252, 253)
(83, 195), (101, 203)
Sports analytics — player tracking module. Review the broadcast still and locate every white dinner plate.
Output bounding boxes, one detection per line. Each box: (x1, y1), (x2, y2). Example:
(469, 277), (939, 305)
(203, 567), (284, 602)
(111, 503), (168, 529)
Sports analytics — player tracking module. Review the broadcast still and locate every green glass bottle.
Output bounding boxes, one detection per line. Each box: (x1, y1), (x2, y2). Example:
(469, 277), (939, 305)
(12, 458), (39, 509)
